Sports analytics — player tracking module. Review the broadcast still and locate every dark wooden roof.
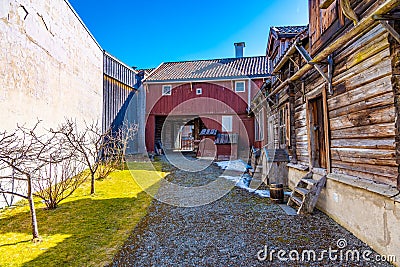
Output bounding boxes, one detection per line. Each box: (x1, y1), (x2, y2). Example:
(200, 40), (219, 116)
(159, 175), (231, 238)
(145, 56), (270, 82)
(271, 25), (308, 38)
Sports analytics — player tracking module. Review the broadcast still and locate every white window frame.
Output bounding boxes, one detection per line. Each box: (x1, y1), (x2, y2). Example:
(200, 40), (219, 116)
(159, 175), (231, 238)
(235, 81), (246, 92)
(162, 85), (172, 96)
(221, 116), (233, 132)
(196, 88), (202, 95)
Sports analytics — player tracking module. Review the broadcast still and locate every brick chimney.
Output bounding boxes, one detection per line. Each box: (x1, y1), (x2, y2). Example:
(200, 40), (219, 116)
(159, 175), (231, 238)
(234, 42), (245, 58)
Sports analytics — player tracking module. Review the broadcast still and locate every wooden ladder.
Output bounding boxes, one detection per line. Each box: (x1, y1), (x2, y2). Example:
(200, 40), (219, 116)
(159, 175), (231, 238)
(287, 172), (327, 214)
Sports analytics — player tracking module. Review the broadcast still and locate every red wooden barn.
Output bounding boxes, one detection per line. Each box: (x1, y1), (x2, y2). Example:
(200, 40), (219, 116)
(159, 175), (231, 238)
(143, 43), (270, 160)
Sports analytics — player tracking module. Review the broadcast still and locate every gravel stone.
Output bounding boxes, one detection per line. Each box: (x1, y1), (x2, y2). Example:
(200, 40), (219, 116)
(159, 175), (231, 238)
(110, 156), (394, 267)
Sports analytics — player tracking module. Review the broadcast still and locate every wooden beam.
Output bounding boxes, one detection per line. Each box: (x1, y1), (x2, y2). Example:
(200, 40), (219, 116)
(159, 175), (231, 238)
(289, 0), (399, 83)
(295, 44), (330, 83)
(379, 20), (400, 44)
(320, 0), (336, 9)
(373, 13), (400, 20)
(288, 56), (299, 68)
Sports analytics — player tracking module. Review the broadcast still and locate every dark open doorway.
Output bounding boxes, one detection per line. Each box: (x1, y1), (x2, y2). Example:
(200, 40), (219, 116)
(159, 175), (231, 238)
(155, 116), (205, 152)
(308, 96), (327, 169)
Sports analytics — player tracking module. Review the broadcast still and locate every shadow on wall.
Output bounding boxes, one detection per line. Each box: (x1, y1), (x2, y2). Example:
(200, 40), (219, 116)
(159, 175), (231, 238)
(110, 90), (136, 132)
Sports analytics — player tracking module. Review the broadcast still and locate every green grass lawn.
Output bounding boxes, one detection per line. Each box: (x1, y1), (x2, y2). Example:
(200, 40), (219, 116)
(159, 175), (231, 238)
(0, 161), (167, 267)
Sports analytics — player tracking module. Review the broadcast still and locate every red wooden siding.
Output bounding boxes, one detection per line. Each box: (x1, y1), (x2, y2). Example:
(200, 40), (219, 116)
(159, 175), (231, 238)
(144, 80), (263, 152)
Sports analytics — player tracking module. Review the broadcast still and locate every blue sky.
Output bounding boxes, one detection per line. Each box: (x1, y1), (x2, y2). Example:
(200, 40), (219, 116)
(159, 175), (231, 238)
(68, 0), (308, 69)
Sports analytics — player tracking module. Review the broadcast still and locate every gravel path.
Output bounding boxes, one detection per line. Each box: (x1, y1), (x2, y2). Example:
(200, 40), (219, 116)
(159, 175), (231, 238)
(110, 156), (394, 267)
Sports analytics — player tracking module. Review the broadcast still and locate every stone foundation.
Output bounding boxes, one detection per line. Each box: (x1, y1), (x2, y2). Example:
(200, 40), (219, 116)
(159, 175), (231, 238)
(288, 167), (400, 266)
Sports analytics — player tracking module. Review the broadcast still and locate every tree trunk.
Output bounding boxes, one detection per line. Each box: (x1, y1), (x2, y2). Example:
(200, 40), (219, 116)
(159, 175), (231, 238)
(27, 176), (40, 240)
(90, 172), (95, 195)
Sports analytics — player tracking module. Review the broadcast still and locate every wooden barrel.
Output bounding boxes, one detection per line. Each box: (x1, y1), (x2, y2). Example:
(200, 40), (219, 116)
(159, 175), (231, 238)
(270, 183), (284, 204)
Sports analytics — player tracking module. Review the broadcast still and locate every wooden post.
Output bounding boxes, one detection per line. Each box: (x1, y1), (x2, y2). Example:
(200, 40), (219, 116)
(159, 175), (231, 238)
(322, 85), (331, 173)
(306, 97), (313, 168)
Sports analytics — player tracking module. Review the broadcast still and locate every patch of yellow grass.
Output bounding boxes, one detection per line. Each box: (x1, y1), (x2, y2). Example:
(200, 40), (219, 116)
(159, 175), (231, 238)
(0, 162), (166, 267)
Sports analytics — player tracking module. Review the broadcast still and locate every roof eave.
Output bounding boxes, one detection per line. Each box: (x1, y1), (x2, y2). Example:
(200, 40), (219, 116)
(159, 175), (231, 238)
(144, 74), (271, 84)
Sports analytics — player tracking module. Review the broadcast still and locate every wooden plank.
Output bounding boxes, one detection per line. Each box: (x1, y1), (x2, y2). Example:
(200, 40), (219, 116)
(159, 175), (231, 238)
(329, 75), (392, 111)
(296, 140), (308, 151)
(333, 25), (386, 65)
(321, 0), (338, 32)
(295, 127), (308, 137)
(329, 91), (394, 118)
(310, 0), (393, 57)
(329, 105), (395, 130)
(331, 155), (397, 167)
(297, 155), (310, 164)
(332, 49), (391, 86)
(309, 0), (321, 48)
(322, 87), (331, 172)
(330, 123), (395, 139)
(331, 147), (396, 160)
(334, 26), (388, 73)
(320, 0), (335, 9)
(331, 138), (395, 149)
(331, 160), (398, 178)
(294, 109), (306, 120)
(295, 118), (307, 128)
(332, 167), (397, 186)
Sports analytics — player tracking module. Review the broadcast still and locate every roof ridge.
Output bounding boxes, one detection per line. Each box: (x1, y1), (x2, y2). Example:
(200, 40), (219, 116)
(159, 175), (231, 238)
(146, 55), (269, 82)
(162, 55), (267, 65)
(273, 24), (308, 28)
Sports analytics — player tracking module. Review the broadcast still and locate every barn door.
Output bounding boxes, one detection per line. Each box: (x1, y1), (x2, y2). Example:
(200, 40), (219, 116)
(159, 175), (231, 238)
(308, 96), (327, 169)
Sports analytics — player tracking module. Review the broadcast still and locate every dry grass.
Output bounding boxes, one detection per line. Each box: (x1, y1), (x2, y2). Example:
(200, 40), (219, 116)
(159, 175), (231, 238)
(0, 161), (167, 267)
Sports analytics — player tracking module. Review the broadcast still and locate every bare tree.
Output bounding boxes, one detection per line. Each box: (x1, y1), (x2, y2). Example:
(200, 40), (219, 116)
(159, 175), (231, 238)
(112, 121), (139, 169)
(51, 119), (138, 194)
(119, 122), (139, 162)
(54, 120), (113, 195)
(0, 121), (56, 241)
(32, 128), (88, 209)
(92, 121), (138, 179)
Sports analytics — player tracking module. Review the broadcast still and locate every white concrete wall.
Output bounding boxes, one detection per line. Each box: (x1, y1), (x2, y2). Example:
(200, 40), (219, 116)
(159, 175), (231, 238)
(318, 178), (400, 266)
(0, 0), (103, 208)
(0, 0), (103, 132)
(288, 168), (400, 266)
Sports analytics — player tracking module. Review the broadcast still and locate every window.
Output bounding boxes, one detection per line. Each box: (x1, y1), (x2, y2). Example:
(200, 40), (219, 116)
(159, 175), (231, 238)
(162, 85), (172, 95)
(196, 88), (202, 95)
(255, 109), (264, 141)
(235, 81), (245, 92)
(221, 116), (232, 132)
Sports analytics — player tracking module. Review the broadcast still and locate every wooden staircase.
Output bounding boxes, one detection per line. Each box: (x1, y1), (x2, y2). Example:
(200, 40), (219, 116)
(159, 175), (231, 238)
(287, 172), (327, 214)
(249, 147), (262, 179)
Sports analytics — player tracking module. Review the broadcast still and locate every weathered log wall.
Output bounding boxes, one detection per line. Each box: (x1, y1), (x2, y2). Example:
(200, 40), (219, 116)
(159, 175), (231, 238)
(293, 24), (398, 186)
(390, 20), (400, 190)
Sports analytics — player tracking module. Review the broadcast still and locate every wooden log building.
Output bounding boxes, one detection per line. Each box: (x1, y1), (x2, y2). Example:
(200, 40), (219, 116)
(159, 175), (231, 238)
(252, 0), (400, 262)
